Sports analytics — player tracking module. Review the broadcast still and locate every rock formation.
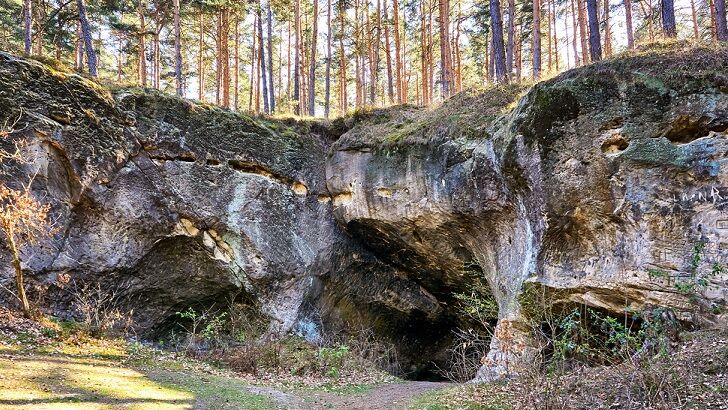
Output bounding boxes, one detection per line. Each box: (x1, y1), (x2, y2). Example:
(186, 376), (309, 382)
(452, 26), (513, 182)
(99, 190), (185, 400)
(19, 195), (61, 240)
(1, 46), (727, 380)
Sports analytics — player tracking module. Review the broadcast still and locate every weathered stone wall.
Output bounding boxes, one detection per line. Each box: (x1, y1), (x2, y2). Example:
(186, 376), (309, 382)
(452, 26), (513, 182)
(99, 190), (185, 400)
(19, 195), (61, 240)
(1, 47), (727, 381)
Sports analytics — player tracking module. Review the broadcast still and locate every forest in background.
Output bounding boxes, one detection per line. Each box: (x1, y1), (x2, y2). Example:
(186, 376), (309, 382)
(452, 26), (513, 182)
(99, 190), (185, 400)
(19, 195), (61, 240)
(0, 0), (726, 118)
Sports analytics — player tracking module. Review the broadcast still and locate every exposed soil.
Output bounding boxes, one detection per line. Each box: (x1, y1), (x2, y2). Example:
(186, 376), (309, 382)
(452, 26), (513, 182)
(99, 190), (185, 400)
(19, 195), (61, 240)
(296, 381), (453, 410)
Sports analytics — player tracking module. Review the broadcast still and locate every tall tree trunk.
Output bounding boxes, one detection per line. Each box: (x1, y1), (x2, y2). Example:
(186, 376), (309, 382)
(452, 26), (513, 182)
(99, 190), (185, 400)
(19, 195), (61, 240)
(154, 21), (160, 89)
(368, 0), (379, 105)
(234, 16), (239, 110)
(34, 1), (47, 56)
(711, 0), (719, 41)
(688, 0), (698, 40)
(506, 0), (515, 79)
(586, 0), (601, 62)
(354, 0), (361, 108)
(660, 0), (676, 38)
(401, 0), (408, 103)
(249, 15), (258, 111)
(287, 19), (292, 107)
(427, 2), (434, 102)
(267, 1), (275, 112)
(490, 0), (507, 82)
(393, 0), (403, 103)
(198, 11), (205, 101)
(384, 0), (394, 103)
(222, 8), (231, 107)
(486, 32), (492, 83)
(552, 0), (558, 69)
(294, 0), (301, 114)
(308, 0), (319, 115)
(77, 0), (97, 77)
(138, 0), (147, 86)
(624, 0), (634, 49)
(215, 13), (221, 105)
(565, 0), (571, 68)
(578, 0), (589, 63)
(325, 0), (333, 116)
(515, 19), (522, 79)
(717, 0), (728, 41)
(546, 0), (551, 71)
(23, 0), (31, 55)
(603, 0), (611, 56)
(533, 0), (542, 78)
(439, 0), (452, 97)
(453, 0), (463, 90)
(339, 0), (347, 113)
(174, 0), (183, 96)
(117, 13), (125, 81)
(571, 0), (580, 65)
(258, 2), (269, 114)
(420, 0), (428, 103)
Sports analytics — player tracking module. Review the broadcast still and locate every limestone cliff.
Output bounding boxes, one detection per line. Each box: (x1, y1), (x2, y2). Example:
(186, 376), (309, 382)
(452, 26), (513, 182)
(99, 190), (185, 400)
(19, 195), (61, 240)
(1, 45), (726, 380)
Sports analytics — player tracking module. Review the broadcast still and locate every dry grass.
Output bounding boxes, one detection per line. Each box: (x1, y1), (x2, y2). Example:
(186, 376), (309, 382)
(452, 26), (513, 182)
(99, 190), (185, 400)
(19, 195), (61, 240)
(410, 328), (728, 410)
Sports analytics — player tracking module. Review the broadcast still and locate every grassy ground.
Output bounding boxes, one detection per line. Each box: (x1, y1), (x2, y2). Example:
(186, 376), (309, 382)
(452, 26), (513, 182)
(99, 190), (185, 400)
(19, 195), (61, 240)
(0, 307), (405, 409)
(0, 342), (281, 410)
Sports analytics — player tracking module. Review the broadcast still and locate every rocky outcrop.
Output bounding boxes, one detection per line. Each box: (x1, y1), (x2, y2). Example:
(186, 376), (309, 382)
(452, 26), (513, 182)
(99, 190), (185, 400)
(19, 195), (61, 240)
(1, 46), (727, 381)
(326, 46), (728, 380)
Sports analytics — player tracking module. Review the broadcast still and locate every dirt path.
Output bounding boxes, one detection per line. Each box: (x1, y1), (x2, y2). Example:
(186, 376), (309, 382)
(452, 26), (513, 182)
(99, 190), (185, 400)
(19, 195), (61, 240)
(292, 381), (453, 410)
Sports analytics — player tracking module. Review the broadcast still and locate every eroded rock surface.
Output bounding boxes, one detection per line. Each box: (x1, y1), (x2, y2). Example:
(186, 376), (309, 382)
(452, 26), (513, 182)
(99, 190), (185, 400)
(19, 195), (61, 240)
(1, 46), (727, 381)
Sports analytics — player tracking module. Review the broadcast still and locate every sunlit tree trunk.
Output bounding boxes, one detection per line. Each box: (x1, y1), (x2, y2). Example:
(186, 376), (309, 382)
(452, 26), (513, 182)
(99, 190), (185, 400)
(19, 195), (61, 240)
(23, 0), (32, 55)
(308, 0), (319, 114)
(439, 0), (452, 97)
(393, 0), (403, 103)
(586, 0), (602, 61)
(384, 0), (394, 103)
(491, 0), (507, 82)
(325, 0), (333, 116)
(546, 0), (551, 71)
(257, 1), (269, 113)
(660, 0), (676, 38)
(293, 0), (301, 114)
(420, 0), (428, 103)
(234, 15), (240, 110)
(199, 11), (205, 102)
(624, 0), (634, 49)
(506, 0), (515, 80)
(689, 0), (699, 40)
(77, 0), (97, 77)
(338, 0), (347, 113)
(533, 0), (542, 78)
(267, 1), (275, 112)
(578, 0), (589, 63)
(8, 229), (31, 318)
(138, 0), (147, 86)
(711, 0), (719, 41)
(571, 0), (580, 65)
(716, 0), (728, 41)
(603, 0), (611, 56)
(552, 0), (558, 69)
(174, 0), (183, 96)
(249, 15), (258, 112)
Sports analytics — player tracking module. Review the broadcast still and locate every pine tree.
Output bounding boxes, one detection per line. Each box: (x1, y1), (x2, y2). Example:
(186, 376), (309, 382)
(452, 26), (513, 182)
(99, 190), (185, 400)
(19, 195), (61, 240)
(716, 0), (728, 41)
(23, 0), (31, 55)
(660, 0), (677, 38)
(586, 0), (601, 61)
(173, 0), (183, 96)
(77, 0), (97, 77)
(490, 0), (507, 82)
(533, 0), (541, 78)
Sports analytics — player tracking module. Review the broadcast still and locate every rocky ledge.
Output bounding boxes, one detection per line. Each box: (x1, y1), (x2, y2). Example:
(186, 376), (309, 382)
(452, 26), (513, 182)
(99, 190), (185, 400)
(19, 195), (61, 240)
(1, 45), (727, 380)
